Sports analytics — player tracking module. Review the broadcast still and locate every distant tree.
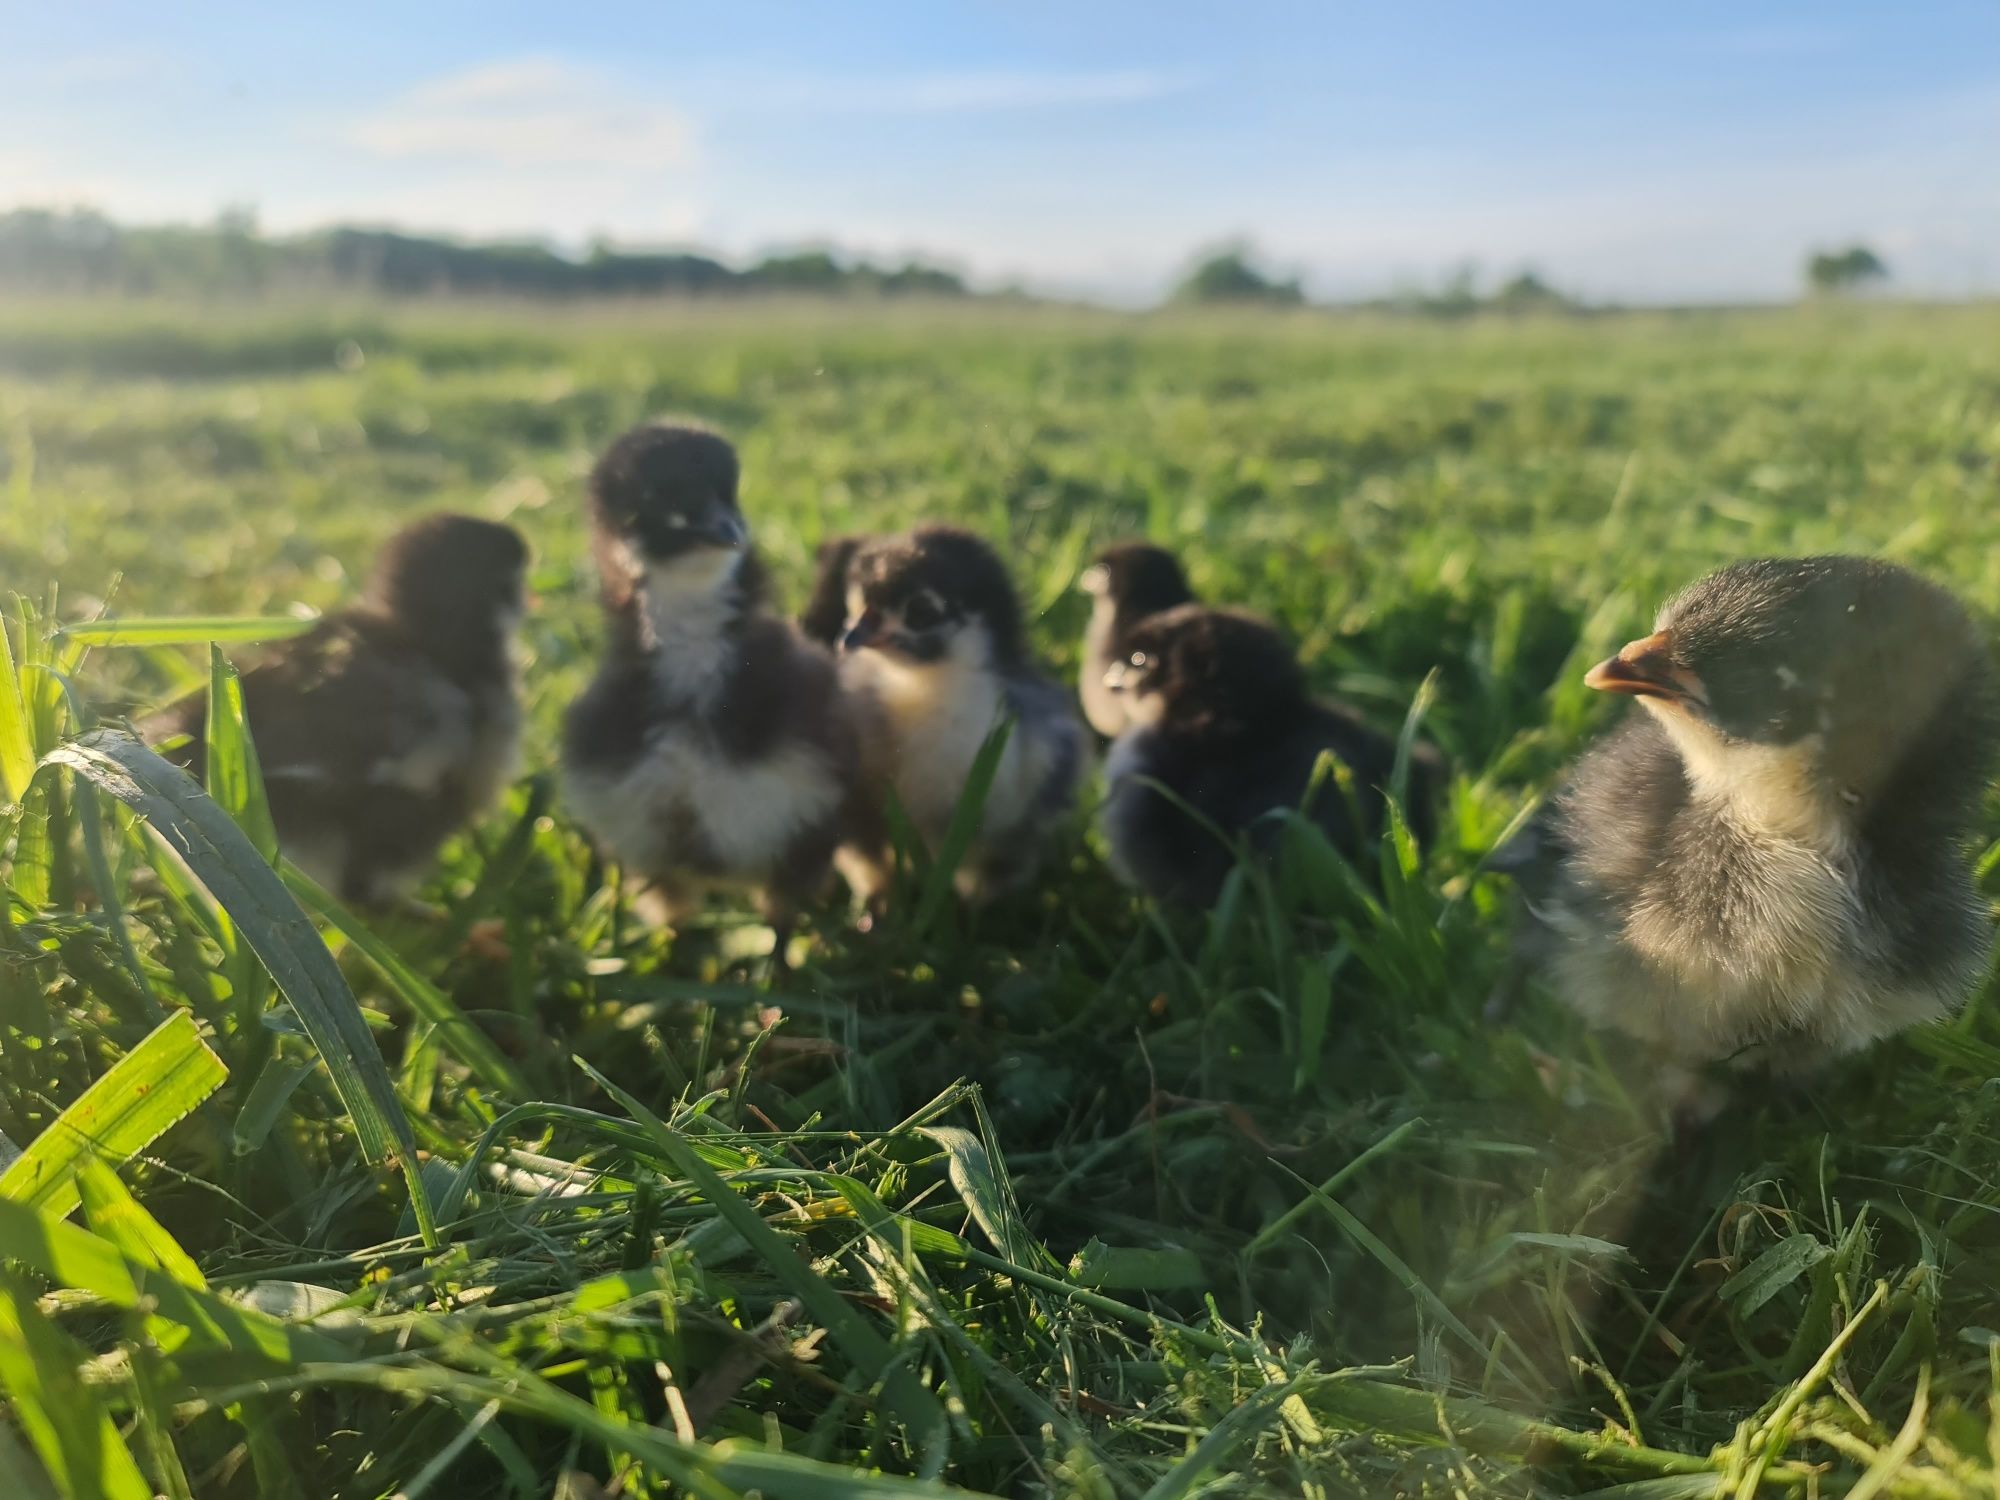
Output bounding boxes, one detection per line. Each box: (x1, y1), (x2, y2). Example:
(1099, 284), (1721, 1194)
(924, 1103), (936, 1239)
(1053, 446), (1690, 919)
(0, 208), (123, 290)
(584, 244), (735, 296)
(1491, 270), (1573, 314)
(747, 250), (846, 293)
(1171, 246), (1304, 307)
(872, 260), (968, 298)
(1806, 245), (1888, 296)
(1434, 264), (1480, 316)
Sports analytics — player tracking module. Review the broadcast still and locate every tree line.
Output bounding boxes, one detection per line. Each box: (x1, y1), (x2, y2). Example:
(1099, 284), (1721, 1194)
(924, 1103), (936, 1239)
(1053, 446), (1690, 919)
(0, 208), (970, 300)
(0, 207), (1894, 308)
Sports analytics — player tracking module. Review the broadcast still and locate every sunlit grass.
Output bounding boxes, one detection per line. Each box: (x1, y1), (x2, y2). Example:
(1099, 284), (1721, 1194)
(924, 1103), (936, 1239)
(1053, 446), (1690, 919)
(1, 300), (1998, 1496)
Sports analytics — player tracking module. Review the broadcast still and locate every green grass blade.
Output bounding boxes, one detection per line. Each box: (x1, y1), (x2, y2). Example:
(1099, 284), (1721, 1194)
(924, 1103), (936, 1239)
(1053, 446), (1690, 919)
(1389, 666), (1441, 812)
(74, 782), (166, 1022)
(60, 615), (316, 648)
(0, 1195), (348, 1364)
(124, 1357), (197, 1500)
(44, 730), (429, 1234)
(75, 1155), (208, 1288)
(0, 1420), (59, 1500)
(194, 1359), (992, 1499)
(76, 1154), (214, 1362)
(575, 1056), (953, 1477)
(1245, 1118), (1425, 1259)
(912, 716), (1012, 934)
(1269, 1155), (1513, 1383)
(0, 606), (35, 800)
(0, 1009), (226, 1221)
(1718, 1234), (1831, 1319)
(1066, 1240), (1206, 1291)
(8, 779), (56, 911)
(0, 1273), (153, 1500)
(921, 1089), (1060, 1273)
(284, 864), (530, 1097)
(918, 1124), (1051, 1270)
(230, 1056), (318, 1156)
(203, 644), (280, 863)
(1292, 951), (1336, 1093)
(1141, 1375), (1306, 1500)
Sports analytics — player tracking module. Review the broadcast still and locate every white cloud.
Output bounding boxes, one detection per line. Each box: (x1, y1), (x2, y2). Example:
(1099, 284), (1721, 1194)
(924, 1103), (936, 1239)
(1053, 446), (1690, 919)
(342, 58), (696, 170)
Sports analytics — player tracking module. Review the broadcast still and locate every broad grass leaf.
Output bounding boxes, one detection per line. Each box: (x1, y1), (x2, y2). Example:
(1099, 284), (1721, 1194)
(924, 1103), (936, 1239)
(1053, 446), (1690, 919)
(0, 1009), (226, 1221)
(0, 1274), (152, 1500)
(1067, 1240), (1206, 1291)
(0, 1195), (347, 1365)
(0, 606), (35, 800)
(45, 730), (431, 1240)
(75, 1155), (207, 1287)
(230, 1056), (318, 1156)
(1719, 1234), (1831, 1319)
(919, 1123), (1052, 1271)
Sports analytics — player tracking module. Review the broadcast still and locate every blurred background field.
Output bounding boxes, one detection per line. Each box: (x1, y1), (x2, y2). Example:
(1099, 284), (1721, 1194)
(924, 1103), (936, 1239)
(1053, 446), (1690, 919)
(13, 296), (2000, 724)
(4, 298), (2000, 1496)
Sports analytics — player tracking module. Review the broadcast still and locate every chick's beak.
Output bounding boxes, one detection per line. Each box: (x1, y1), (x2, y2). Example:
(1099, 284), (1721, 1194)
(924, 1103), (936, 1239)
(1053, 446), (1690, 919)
(1585, 631), (1707, 705)
(1102, 659), (1130, 692)
(698, 511), (749, 550)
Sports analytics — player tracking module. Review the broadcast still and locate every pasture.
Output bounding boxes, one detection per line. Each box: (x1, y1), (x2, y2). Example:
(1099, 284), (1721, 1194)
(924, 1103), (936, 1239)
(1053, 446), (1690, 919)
(2, 298), (1999, 1497)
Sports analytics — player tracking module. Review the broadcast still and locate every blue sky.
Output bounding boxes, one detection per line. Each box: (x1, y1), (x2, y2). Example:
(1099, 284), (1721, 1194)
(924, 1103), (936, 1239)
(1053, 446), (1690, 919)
(3, 1), (1995, 302)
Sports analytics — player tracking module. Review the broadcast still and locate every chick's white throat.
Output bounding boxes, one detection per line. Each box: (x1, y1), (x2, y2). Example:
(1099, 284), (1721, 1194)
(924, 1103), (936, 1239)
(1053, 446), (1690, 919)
(625, 541), (746, 703)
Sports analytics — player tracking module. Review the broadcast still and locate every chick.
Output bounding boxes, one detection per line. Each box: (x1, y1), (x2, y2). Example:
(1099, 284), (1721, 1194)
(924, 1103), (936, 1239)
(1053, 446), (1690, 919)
(804, 525), (1087, 903)
(1099, 605), (1436, 904)
(142, 514), (528, 904)
(561, 422), (871, 938)
(1077, 541), (1195, 738)
(1499, 555), (2000, 1076)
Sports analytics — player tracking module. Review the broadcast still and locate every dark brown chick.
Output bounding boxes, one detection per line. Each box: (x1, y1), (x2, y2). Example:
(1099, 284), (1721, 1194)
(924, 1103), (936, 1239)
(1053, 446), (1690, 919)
(143, 514), (528, 904)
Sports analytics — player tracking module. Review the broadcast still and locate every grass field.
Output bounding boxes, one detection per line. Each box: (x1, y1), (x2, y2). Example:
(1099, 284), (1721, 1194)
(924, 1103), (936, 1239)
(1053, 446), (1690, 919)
(3, 298), (2000, 1498)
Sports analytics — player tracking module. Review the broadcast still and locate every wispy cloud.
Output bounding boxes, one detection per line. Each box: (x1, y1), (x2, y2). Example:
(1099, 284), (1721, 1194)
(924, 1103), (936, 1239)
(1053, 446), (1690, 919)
(342, 58), (695, 170)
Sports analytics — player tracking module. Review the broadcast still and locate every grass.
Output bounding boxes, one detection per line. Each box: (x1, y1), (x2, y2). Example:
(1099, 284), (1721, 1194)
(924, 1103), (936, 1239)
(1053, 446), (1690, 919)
(2, 296), (2000, 1497)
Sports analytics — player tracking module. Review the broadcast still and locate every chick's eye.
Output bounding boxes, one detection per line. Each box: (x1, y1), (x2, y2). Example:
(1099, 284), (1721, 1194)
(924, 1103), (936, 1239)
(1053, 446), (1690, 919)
(904, 595), (944, 630)
(1128, 651), (1149, 670)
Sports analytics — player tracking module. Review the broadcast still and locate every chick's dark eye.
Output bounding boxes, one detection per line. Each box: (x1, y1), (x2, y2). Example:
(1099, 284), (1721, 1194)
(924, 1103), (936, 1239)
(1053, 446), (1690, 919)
(1128, 651), (1149, 670)
(904, 596), (944, 630)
